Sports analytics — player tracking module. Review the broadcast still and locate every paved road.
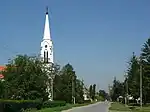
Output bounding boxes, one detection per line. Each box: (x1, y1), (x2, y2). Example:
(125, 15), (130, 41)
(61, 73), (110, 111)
(62, 102), (110, 112)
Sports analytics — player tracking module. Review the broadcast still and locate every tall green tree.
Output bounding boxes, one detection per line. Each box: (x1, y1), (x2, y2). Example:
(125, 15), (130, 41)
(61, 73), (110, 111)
(3, 55), (49, 101)
(140, 38), (150, 103)
(59, 64), (75, 103)
(92, 84), (96, 100)
(75, 79), (84, 103)
(54, 63), (84, 103)
(111, 77), (124, 101)
(99, 89), (106, 100)
(89, 85), (93, 99)
(126, 52), (140, 99)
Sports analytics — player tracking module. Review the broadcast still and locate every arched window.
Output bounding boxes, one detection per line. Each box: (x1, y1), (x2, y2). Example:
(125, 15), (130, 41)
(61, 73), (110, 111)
(46, 51), (48, 63)
(44, 51), (49, 63)
(44, 51), (46, 63)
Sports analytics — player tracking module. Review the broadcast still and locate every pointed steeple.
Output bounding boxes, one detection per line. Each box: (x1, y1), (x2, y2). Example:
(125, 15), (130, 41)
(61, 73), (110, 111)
(43, 6), (51, 40)
(40, 6), (54, 65)
(46, 6), (48, 14)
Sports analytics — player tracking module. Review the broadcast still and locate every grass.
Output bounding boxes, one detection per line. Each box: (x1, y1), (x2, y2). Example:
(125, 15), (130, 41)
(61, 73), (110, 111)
(109, 102), (131, 111)
(109, 102), (150, 112)
(26, 101), (98, 112)
(132, 106), (150, 112)
(37, 104), (73, 112)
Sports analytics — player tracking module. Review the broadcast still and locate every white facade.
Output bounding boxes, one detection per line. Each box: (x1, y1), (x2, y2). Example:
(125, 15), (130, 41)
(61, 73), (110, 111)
(40, 8), (54, 64)
(40, 7), (54, 101)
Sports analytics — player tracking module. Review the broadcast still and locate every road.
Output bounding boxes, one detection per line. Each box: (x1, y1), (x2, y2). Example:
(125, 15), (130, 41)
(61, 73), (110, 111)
(62, 102), (110, 112)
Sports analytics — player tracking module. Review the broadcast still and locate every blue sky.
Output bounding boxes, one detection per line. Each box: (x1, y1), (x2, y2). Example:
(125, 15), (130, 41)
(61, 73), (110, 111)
(0, 0), (150, 91)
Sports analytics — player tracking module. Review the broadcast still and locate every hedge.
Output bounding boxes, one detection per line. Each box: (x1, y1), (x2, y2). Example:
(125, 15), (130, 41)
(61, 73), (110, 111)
(0, 100), (42, 112)
(0, 100), (67, 112)
(42, 100), (66, 108)
(83, 100), (91, 104)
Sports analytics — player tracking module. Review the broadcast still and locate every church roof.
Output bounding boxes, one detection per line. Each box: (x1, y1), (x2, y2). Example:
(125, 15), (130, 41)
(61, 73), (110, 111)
(0, 66), (6, 79)
(0, 66), (6, 71)
(43, 7), (51, 40)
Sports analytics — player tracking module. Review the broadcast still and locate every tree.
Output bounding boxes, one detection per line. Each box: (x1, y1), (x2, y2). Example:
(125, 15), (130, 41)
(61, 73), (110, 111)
(53, 63), (84, 103)
(111, 77), (124, 101)
(140, 38), (150, 103)
(3, 55), (49, 101)
(75, 79), (84, 103)
(89, 85), (93, 99)
(92, 84), (96, 100)
(99, 89), (106, 100)
(0, 80), (4, 98)
(88, 84), (96, 100)
(1, 55), (86, 103)
(126, 52), (140, 99)
(58, 64), (75, 103)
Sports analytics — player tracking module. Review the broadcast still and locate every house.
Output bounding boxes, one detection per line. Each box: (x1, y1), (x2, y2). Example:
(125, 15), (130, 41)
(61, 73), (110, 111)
(83, 85), (90, 101)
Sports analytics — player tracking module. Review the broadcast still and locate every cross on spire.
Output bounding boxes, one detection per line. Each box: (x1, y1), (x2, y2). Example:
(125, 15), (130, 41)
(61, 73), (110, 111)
(46, 6), (48, 14)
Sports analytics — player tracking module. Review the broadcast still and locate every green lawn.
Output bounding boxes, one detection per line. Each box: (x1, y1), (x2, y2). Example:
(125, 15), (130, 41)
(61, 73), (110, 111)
(132, 106), (150, 112)
(109, 102), (131, 111)
(109, 102), (150, 112)
(26, 101), (97, 112)
(37, 104), (73, 112)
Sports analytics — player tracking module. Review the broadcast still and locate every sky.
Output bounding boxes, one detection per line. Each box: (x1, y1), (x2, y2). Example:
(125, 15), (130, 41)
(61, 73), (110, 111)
(0, 0), (150, 92)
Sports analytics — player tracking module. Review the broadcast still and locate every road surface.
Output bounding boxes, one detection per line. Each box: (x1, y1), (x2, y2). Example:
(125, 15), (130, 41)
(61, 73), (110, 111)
(62, 102), (110, 112)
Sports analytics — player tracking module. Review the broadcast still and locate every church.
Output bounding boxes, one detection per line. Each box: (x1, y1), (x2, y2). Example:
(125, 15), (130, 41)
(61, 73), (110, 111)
(40, 7), (54, 65)
(0, 7), (54, 80)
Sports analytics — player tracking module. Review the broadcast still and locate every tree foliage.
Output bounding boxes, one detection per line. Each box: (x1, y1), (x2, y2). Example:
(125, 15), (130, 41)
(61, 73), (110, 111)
(3, 55), (49, 101)
(140, 38), (150, 103)
(110, 77), (124, 101)
(89, 84), (96, 100)
(111, 37), (150, 104)
(53, 64), (84, 103)
(127, 52), (140, 99)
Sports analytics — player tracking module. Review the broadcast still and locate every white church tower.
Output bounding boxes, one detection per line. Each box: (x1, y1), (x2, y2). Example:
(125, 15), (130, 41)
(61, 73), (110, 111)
(40, 7), (54, 64)
(40, 7), (54, 101)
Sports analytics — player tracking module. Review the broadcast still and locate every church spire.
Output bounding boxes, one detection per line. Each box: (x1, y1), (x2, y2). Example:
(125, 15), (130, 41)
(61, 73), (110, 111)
(46, 6), (48, 14)
(40, 6), (54, 64)
(43, 6), (51, 40)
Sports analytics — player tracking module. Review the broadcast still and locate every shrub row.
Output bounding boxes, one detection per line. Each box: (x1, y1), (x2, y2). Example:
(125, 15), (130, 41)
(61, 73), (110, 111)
(0, 100), (42, 112)
(0, 100), (66, 112)
(83, 100), (91, 104)
(42, 100), (66, 108)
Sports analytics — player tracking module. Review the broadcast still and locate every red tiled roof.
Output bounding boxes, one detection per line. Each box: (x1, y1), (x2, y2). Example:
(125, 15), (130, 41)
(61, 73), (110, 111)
(0, 66), (6, 71)
(0, 66), (6, 79)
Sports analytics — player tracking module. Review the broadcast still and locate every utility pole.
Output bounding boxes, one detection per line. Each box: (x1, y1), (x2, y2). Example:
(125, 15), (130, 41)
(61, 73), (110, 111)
(124, 74), (128, 106)
(126, 76), (128, 104)
(108, 84), (111, 101)
(140, 63), (142, 109)
(138, 57), (143, 109)
(72, 75), (75, 104)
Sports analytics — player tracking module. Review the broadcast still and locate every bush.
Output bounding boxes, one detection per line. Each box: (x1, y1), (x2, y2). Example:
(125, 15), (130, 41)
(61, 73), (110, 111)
(128, 103), (140, 106)
(0, 100), (42, 112)
(83, 100), (91, 104)
(42, 100), (66, 108)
